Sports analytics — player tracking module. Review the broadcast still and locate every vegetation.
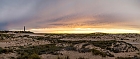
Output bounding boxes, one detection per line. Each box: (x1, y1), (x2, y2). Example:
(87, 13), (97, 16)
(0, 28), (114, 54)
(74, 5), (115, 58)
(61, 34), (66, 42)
(17, 44), (62, 55)
(90, 40), (116, 49)
(115, 57), (132, 59)
(0, 47), (13, 54)
(0, 34), (14, 40)
(16, 44), (63, 59)
(17, 53), (41, 59)
(91, 49), (107, 57)
(0, 31), (33, 33)
(57, 56), (70, 59)
(0, 31), (11, 33)
(76, 57), (89, 59)
(116, 56), (140, 59)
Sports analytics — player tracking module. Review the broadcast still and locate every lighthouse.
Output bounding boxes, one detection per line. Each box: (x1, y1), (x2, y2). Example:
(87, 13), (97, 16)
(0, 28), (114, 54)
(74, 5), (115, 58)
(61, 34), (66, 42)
(24, 26), (25, 31)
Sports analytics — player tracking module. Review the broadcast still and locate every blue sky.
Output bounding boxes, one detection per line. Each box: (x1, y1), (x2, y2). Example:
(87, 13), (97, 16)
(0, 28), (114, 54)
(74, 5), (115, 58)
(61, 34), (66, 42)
(0, 0), (140, 33)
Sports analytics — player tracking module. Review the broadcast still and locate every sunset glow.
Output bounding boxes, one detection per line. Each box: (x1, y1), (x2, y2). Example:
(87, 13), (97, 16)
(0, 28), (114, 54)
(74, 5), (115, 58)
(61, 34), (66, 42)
(29, 28), (140, 33)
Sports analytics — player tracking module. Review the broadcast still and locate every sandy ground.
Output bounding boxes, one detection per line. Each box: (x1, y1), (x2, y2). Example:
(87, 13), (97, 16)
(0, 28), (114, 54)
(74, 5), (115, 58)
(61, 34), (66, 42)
(60, 38), (115, 41)
(0, 33), (140, 59)
(0, 53), (17, 59)
(0, 38), (50, 48)
(40, 51), (115, 59)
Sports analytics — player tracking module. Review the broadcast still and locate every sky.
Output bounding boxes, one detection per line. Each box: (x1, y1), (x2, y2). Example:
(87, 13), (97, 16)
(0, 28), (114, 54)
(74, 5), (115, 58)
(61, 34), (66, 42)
(0, 0), (140, 33)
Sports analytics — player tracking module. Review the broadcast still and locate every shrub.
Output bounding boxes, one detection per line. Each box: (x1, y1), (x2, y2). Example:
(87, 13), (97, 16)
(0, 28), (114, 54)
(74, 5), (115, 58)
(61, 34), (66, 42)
(77, 57), (89, 59)
(57, 56), (70, 59)
(115, 57), (132, 59)
(29, 53), (41, 59)
(0, 47), (13, 54)
(17, 44), (62, 55)
(91, 49), (107, 57)
(17, 53), (41, 59)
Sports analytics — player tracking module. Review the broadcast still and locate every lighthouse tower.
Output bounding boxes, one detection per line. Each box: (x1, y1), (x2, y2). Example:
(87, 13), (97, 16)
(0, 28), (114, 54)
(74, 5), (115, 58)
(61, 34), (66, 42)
(24, 26), (25, 31)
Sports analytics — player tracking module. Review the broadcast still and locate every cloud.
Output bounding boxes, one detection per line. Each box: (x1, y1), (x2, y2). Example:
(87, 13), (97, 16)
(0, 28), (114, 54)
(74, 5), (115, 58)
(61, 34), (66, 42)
(0, 0), (140, 31)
